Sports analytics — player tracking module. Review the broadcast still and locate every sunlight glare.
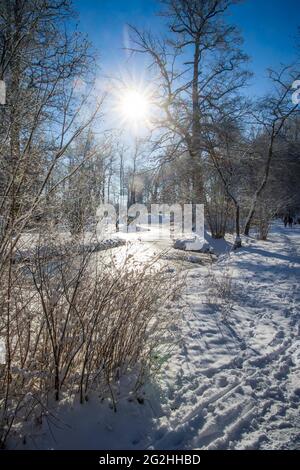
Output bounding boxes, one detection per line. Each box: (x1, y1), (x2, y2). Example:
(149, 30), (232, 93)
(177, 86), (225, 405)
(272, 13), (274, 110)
(120, 89), (149, 122)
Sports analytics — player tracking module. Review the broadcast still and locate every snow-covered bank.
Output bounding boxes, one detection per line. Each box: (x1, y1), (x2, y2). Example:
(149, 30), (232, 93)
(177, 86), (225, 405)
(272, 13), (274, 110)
(10, 223), (300, 450)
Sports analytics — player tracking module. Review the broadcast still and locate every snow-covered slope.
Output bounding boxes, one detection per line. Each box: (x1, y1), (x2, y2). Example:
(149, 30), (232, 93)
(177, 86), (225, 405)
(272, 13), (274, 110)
(12, 223), (300, 450)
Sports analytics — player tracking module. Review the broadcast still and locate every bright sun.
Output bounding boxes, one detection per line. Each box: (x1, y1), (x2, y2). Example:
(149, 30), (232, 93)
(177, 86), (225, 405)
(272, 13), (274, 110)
(120, 89), (149, 122)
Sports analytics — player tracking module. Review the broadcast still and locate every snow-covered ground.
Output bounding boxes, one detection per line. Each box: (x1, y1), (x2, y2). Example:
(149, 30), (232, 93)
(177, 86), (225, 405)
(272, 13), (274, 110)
(12, 222), (300, 450)
(154, 223), (300, 450)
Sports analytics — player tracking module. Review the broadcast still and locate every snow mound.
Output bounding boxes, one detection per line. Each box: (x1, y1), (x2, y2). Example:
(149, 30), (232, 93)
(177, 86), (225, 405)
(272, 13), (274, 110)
(173, 235), (214, 253)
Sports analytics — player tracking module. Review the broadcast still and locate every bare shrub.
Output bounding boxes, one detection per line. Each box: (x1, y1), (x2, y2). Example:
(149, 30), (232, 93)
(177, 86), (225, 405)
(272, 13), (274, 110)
(205, 184), (233, 239)
(205, 264), (235, 321)
(254, 194), (286, 240)
(0, 231), (180, 447)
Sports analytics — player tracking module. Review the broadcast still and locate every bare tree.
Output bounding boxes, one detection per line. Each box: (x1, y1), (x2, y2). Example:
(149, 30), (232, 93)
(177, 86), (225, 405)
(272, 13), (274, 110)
(0, 0), (104, 445)
(244, 66), (300, 236)
(129, 0), (250, 209)
(204, 115), (250, 246)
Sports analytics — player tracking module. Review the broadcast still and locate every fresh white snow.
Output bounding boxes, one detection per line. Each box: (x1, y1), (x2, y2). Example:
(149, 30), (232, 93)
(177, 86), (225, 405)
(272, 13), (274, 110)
(11, 222), (300, 450)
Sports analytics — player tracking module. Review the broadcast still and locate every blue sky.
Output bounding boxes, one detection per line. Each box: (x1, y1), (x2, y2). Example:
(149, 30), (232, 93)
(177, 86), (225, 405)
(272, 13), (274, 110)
(73, 0), (299, 97)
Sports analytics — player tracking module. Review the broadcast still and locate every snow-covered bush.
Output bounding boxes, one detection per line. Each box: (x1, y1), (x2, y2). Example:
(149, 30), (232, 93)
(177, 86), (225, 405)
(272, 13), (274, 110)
(0, 232), (179, 447)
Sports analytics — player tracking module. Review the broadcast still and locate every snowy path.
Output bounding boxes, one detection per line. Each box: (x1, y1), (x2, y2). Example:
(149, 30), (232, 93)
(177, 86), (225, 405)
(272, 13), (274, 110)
(152, 223), (300, 450)
(14, 223), (300, 450)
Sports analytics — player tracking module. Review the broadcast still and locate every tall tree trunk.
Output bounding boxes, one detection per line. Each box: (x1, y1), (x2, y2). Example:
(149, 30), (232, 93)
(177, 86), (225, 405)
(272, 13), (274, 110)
(233, 203), (241, 249)
(244, 135), (274, 236)
(190, 36), (204, 207)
